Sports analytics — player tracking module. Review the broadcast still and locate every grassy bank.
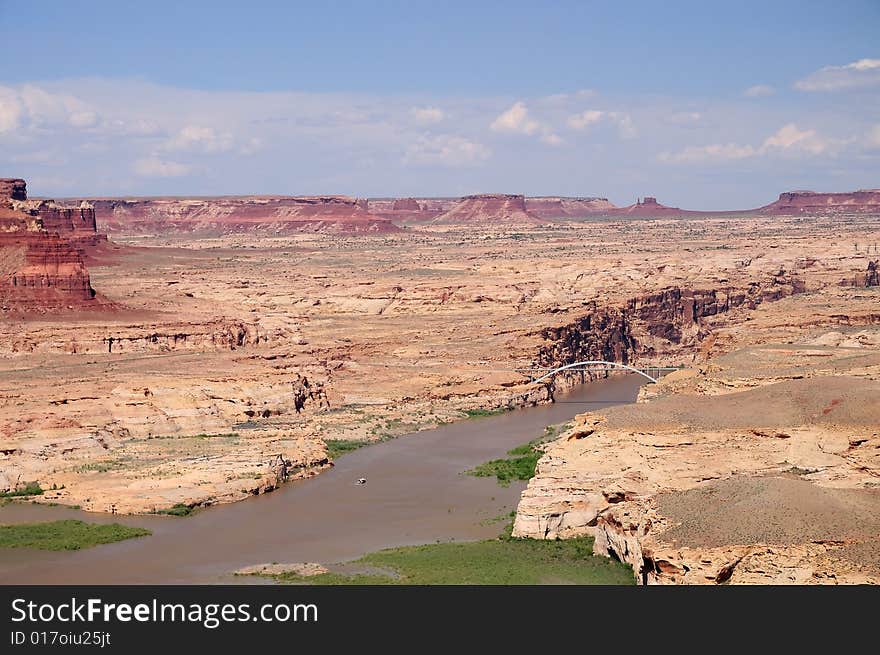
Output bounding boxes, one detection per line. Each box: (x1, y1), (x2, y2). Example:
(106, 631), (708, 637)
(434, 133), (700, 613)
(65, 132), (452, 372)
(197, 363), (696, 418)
(0, 483), (45, 499)
(466, 422), (571, 486)
(0, 520), (151, 551)
(265, 534), (634, 585)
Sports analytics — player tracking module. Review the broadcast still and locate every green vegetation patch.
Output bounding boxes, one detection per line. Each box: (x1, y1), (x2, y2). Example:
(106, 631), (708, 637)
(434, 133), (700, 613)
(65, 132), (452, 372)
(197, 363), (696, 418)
(152, 503), (195, 517)
(269, 535), (634, 585)
(462, 407), (510, 419)
(0, 520), (151, 551)
(467, 422), (572, 486)
(324, 439), (373, 460)
(0, 483), (44, 498)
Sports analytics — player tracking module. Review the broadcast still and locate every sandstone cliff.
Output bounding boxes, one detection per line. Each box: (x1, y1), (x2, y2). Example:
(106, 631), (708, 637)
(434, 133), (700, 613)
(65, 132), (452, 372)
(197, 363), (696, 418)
(1, 179), (101, 312)
(525, 196), (616, 218)
(514, 335), (880, 584)
(85, 196), (402, 235)
(432, 193), (541, 224)
(759, 189), (880, 215)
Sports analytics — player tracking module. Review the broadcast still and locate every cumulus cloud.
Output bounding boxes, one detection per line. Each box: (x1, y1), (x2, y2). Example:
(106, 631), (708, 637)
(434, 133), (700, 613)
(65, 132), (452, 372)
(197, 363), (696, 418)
(744, 84), (775, 97)
(412, 106), (445, 125)
(490, 101), (541, 135)
(162, 125), (234, 152)
(403, 134), (491, 167)
(133, 157), (191, 177)
(660, 123), (836, 163)
(795, 58), (880, 92)
(567, 109), (636, 138)
(0, 88), (22, 133)
(490, 101), (562, 144)
(567, 110), (604, 130)
(0, 84), (101, 134)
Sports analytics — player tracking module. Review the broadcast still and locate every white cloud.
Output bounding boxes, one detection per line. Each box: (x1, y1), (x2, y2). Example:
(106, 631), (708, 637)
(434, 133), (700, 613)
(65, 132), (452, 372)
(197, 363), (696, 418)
(412, 106), (445, 125)
(0, 87), (22, 133)
(490, 101), (541, 136)
(403, 134), (491, 167)
(745, 84), (775, 97)
(760, 123), (827, 154)
(568, 109), (636, 138)
(660, 123), (837, 163)
(133, 157), (191, 177)
(667, 111), (703, 125)
(795, 58), (880, 92)
(868, 125), (880, 149)
(659, 142), (756, 163)
(162, 125), (234, 153)
(490, 101), (562, 145)
(567, 110), (604, 130)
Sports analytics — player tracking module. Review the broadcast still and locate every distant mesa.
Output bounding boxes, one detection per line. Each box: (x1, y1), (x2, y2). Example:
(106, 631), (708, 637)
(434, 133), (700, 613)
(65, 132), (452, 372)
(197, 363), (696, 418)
(526, 196), (616, 218)
(83, 195), (402, 235)
(431, 193), (542, 225)
(758, 189), (880, 215)
(1, 178), (109, 313)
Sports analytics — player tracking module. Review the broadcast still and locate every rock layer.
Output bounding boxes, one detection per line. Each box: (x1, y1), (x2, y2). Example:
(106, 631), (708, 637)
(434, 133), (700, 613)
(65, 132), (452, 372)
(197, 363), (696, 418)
(760, 189), (880, 215)
(514, 338), (880, 584)
(1, 179), (101, 312)
(86, 196), (401, 235)
(525, 196), (616, 218)
(432, 193), (541, 224)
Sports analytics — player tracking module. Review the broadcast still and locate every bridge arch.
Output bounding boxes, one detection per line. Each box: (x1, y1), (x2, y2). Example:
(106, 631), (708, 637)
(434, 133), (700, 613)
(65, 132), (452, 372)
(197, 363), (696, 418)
(528, 360), (658, 385)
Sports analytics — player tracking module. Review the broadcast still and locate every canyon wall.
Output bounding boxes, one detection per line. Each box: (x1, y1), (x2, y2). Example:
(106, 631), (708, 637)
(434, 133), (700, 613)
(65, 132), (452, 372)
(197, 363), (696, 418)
(532, 271), (805, 386)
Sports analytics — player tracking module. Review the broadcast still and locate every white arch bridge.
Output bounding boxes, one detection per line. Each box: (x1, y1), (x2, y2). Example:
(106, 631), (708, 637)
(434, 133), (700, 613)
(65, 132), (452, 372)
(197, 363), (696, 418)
(523, 361), (680, 385)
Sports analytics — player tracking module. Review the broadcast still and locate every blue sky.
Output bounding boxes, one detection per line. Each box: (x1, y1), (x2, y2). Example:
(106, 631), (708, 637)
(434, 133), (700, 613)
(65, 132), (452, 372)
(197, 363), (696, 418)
(1, 0), (878, 207)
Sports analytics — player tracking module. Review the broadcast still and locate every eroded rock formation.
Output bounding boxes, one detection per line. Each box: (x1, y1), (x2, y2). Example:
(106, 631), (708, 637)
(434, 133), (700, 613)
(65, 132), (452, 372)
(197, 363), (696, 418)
(432, 193), (541, 224)
(760, 189), (880, 215)
(87, 195), (401, 235)
(514, 337), (880, 584)
(1, 179), (102, 312)
(532, 272), (805, 388)
(526, 196), (616, 218)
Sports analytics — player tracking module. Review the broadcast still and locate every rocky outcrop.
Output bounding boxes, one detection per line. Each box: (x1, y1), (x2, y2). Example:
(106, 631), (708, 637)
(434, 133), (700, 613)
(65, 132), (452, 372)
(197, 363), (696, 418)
(514, 338), (880, 584)
(759, 189), (880, 215)
(0, 178), (27, 201)
(532, 272), (805, 386)
(1, 179), (102, 312)
(611, 196), (696, 217)
(85, 196), (402, 235)
(526, 196), (616, 218)
(840, 261), (879, 288)
(432, 194), (541, 224)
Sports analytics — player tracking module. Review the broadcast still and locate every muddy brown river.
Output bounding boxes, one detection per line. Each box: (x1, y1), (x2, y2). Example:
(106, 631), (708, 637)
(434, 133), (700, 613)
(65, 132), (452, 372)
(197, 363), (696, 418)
(0, 376), (643, 584)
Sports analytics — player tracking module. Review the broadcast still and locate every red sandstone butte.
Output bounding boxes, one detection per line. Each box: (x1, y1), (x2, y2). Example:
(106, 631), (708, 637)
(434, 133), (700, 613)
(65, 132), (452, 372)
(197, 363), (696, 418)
(526, 196), (617, 218)
(611, 196), (697, 217)
(1, 179), (99, 312)
(83, 196), (401, 235)
(757, 189), (880, 215)
(432, 193), (542, 224)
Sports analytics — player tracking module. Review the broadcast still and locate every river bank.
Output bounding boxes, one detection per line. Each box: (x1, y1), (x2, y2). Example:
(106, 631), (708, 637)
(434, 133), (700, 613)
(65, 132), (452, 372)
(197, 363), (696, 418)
(0, 375), (644, 584)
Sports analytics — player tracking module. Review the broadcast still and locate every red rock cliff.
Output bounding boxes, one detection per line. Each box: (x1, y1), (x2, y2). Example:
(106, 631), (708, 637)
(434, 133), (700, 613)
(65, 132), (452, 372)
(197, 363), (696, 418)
(432, 194), (541, 224)
(526, 196), (616, 218)
(1, 179), (99, 312)
(84, 196), (401, 235)
(759, 189), (880, 215)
